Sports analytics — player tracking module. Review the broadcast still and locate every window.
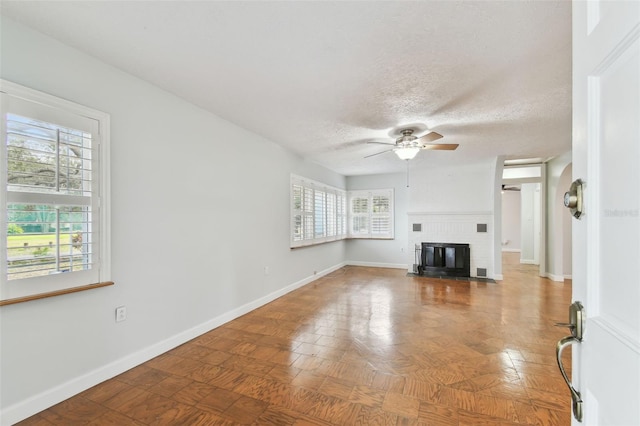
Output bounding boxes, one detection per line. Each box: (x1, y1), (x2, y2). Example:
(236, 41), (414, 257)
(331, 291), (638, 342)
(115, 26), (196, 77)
(290, 175), (346, 247)
(348, 189), (394, 239)
(1, 80), (110, 302)
(290, 175), (394, 247)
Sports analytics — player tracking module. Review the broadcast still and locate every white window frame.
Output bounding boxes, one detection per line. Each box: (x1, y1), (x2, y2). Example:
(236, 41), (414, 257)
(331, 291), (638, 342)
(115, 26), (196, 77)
(348, 189), (394, 239)
(290, 174), (347, 248)
(1, 80), (111, 302)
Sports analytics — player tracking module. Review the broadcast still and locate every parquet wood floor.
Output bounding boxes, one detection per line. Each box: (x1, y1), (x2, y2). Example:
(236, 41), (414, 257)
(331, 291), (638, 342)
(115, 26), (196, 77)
(18, 253), (572, 425)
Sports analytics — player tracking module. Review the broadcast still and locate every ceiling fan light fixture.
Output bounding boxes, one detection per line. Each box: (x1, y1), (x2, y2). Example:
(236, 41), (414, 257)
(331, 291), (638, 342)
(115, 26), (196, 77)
(394, 147), (420, 160)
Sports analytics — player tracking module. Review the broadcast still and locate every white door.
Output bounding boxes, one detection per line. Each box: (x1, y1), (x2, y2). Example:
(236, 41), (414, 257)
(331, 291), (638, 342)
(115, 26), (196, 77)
(570, 1), (640, 425)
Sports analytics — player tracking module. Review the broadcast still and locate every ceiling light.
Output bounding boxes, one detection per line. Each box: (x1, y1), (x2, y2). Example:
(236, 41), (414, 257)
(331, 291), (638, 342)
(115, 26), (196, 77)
(394, 147), (420, 160)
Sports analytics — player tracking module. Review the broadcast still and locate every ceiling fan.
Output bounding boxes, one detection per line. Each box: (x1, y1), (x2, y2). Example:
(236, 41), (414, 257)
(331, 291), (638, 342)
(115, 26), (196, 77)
(365, 128), (459, 160)
(502, 184), (521, 192)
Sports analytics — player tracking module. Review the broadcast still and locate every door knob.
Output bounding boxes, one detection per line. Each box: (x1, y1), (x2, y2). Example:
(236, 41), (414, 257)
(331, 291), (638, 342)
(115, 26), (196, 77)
(564, 179), (585, 219)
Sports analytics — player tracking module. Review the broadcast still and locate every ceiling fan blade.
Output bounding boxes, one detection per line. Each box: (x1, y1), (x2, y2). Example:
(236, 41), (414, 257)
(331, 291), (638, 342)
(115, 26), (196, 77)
(417, 131), (444, 143)
(364, 149), (393, 158)
(420, 143), (459, 151)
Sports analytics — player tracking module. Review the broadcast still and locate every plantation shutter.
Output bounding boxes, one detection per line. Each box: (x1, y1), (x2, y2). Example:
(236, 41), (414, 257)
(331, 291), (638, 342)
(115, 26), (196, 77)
(350, 195), (369, 236)
(2, 90), (103, 298)
(348, 189), (394, 239)
(326, 192), (336, 237)
(314, 190), (326, 238)
(290, 175), (346, 248)
(337, 193), (346, 237)
(290, 176), (391, 245)
(303, 187), (314, 240)
(371, 195), (391, 236)
(291, 184), (303, 242)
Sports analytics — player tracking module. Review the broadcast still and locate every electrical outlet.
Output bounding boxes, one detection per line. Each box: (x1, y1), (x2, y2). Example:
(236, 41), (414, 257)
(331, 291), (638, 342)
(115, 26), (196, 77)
(115, 306), (127, 322)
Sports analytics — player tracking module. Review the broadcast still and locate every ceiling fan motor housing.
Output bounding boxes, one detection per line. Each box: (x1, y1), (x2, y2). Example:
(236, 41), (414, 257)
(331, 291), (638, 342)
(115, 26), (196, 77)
(397, 129), (419, 147)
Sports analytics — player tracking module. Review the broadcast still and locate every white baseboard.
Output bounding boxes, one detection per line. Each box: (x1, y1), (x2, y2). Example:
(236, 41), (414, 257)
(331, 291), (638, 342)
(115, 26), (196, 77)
(564, 274), (573, 280)
(493, 274), (504, 281)
(546, 273), (565, 282)
(501, 248), (521, 253)
(346, 261), (408, 270)
(520, 259), (538, 265)
(1, 262), (345, 426)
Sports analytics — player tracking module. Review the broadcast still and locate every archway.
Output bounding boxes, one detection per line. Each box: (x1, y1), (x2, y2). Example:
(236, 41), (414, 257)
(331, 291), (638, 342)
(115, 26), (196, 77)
(552, 163), (573, 280)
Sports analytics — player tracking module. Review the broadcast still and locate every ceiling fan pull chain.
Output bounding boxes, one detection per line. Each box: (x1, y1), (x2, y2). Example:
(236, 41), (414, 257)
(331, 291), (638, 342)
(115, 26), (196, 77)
(406, 160), (410, 188)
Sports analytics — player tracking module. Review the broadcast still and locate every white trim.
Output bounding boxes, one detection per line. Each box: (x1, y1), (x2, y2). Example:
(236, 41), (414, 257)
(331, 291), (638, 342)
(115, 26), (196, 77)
(1, 262), (345, 426)
(99, 114), (111, 281)
(546, 273), (565, 282)
(407, 211), (492, 216)
(564, 274), (572, 280)
(520, 259), (538, 265)
(1, 80), (108, 121)
(501, 248), (521, 253)
(346, 261), (408, 269)
(493, 274), (504, 280)
(290, 174), (345, 193)
(502, 177), (544, 185)
(592, 317), (640, 355)
(6, 192), (92, 206)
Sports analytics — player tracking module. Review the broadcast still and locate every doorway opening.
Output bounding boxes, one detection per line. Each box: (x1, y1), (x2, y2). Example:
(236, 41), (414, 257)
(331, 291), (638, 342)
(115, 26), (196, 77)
(501, 162), (546, 275)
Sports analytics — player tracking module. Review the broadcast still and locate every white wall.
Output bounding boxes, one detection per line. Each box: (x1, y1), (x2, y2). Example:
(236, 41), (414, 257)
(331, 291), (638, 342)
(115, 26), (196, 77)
(345, 173), (408, 268)
(0, 17), (347, 423)
(409, 162), (495, 213)
(492, 156), (504, 280)
(520, 183), (541, 264)
(545, 151), (572, 281)
(407, 160), (499, 278)
(562, 175), (573, 278)
(559, 163), (573, 278)
(501, 190), (522, 251)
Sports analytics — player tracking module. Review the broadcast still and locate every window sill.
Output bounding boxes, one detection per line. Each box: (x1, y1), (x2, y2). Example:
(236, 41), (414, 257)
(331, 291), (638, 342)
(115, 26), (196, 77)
(0, 281), (114, 306)
(347, 236), (395, 240)
(290, 236), (395, 249)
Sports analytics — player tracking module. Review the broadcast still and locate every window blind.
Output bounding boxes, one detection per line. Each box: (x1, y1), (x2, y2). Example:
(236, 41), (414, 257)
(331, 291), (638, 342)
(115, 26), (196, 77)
(1, 81), (110, 301)
(348, 189), (394, 239)
(290, 175), (346, 248)
(290, 176), (393, 246)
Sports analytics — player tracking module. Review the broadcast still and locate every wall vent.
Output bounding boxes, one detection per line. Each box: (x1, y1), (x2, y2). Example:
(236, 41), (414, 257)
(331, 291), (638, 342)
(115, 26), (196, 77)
(413, 223), (422, 232)
(477, 223), (487, 233)
(477, 268), (487, 277)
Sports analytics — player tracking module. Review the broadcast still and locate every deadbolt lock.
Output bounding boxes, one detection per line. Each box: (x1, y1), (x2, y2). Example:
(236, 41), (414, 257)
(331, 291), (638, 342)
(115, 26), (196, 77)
(564, 179), (585, 219)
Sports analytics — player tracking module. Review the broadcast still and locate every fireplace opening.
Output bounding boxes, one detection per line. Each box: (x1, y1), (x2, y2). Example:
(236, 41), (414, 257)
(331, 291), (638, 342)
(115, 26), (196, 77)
(416, 242), (470, 278)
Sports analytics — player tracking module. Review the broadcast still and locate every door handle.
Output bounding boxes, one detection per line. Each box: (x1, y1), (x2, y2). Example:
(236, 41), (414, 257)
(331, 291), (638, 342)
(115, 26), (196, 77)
(554, 322), (576, 332)
(555, 301), (586, 422)
(555, 301), (585, 340)
(556, 335), (583, 422)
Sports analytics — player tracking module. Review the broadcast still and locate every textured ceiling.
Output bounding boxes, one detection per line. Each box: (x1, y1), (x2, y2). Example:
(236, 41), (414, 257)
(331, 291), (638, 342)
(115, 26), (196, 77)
(0, 1), (572, 176)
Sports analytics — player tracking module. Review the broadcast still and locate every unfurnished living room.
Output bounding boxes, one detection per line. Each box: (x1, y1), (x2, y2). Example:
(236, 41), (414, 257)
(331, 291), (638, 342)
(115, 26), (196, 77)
(1, 1), (639, 426)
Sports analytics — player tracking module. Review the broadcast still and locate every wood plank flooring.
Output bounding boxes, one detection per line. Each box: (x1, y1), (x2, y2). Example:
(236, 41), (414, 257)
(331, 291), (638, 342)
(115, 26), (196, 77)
(18, 253), (572, 425)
